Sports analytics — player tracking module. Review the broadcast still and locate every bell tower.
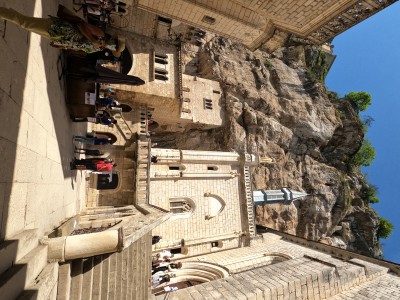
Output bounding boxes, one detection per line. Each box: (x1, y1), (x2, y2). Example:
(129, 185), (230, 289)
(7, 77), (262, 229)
(253, 187), (308, 205)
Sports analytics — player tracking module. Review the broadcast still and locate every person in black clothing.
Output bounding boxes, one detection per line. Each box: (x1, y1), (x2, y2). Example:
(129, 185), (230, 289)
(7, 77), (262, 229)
(152, 235), (162, 245)
(152, 262), (182, 275)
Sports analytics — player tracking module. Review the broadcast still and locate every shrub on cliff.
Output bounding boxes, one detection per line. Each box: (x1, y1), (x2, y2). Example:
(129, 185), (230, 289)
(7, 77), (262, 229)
(377, 217), (394, 239)
(361, 183), (380, 204)
(352, 139), (376, 167)
(345, 91), (372, 111)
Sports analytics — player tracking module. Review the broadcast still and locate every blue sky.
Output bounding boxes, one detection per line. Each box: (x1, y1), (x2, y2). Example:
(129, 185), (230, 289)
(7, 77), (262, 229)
(326, 1), (400, 263)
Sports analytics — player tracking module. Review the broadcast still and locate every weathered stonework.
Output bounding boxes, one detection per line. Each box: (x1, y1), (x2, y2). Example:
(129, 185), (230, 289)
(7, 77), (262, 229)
(131, 0), (398, 50)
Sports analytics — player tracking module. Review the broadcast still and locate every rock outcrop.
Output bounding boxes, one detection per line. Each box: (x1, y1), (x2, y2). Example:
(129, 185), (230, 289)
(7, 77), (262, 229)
(153, 36), (381, 257)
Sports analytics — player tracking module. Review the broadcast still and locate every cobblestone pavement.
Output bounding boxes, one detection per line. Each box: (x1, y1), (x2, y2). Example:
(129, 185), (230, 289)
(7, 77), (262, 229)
(0, 0), (88, 239)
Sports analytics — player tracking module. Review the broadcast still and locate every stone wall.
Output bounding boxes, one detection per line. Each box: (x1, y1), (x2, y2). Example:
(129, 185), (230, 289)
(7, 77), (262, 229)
(181, 74), (224, 128)
(165, 232), (400, 299)
(133, 0), (397, 50)
(149, 148), (245, 257)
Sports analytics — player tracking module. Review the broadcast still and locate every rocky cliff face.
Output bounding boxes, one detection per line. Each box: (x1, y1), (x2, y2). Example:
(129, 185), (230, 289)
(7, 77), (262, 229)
(153, 36), (381, 257)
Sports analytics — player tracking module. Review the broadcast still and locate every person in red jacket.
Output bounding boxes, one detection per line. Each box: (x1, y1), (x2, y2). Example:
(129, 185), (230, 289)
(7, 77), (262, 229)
(70, 158), (116, 171)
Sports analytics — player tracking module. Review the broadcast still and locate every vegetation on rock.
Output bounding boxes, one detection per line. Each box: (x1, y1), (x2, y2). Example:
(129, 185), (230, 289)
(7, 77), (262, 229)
(345, 91), (372, 112)
(305, 47), (329, 82)
(377, 217), (394, 239)
(351, 139), (376, 167)
(360, 182), (380, 204)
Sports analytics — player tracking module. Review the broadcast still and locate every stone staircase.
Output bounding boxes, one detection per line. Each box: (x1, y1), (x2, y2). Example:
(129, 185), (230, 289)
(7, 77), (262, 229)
(0, 229), (58, 300)
(57, 232), (153, 300)
(136, 140), (150, 204)
(243, 165), (256, 237)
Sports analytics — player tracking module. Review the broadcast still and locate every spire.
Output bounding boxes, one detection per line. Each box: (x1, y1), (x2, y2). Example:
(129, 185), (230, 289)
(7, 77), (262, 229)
(253, 187), (308, 205)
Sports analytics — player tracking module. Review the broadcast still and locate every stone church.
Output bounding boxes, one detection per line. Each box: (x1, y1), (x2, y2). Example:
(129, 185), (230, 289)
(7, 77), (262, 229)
(1, 1), (399, 299)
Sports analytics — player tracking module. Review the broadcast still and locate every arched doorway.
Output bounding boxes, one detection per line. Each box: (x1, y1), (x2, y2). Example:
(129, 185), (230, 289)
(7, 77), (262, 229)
(97, 173), (119, 190)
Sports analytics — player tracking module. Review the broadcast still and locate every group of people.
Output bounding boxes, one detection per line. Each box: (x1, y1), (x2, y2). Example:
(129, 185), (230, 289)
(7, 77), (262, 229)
(71, 134), (116, 174)
(94, 87), (121, 125)
(84, 0), (127, 16)
(151, 249), (182, 289)
(70, 157), (116, 172)
(150, 236), (181, 291)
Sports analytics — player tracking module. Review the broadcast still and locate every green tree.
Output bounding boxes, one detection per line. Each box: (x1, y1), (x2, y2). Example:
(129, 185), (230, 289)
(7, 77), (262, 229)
(377, 217), (394, 239)
(344, 91), (372, 111)
(352, 139), (376, 167)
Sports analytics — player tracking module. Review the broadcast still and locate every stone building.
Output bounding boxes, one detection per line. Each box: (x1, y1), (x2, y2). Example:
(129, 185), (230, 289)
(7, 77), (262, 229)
(149, 149), (254, 257)
(109, 31), (224, 133)
(120, 0), (397, 51)
(1, 1), (400, 300)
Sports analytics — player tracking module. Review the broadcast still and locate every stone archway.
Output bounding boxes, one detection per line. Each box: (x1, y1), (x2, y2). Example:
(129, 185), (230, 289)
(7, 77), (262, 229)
(153, 261), (229, 295)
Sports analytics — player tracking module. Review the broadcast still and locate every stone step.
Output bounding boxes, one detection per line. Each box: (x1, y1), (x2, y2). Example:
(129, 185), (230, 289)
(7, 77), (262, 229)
(144, 234), (152, 299)
(114, 251), (124, 299)
(108, 252), (118, 299)
(91, 255), (103, 300)
(69, 259), (84, 300)
(100, 254), (111, 298)
(121, 245), (130, 300)
(0, 229), (39, 274)
(126, 244), (134, 300)
(130, 238), (140, 300)
(0, 244), (48, 300)
(121, 250), (128, 299)
(16, 262), (59, 300)
(81, 258), (94, 300)
(56, 263), (71, 300)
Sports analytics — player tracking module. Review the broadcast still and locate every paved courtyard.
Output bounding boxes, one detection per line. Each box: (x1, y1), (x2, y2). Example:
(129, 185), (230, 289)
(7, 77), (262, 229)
(0, 0), (88, 240)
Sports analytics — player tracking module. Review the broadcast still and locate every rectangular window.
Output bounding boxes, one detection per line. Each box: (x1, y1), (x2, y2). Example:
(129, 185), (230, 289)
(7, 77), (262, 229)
(204, 99), (213, 109)
(211, 242), (218, 248)
(170, 248), (182, 254)
(154, 53), (168, 81)
(158, 16), (172, 24)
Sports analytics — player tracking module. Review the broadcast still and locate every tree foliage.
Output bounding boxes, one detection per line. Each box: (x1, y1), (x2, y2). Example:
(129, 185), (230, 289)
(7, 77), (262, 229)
(377, 217), (394, 239)
(352, 139), (376, 167)
(344, 91), (372, 111)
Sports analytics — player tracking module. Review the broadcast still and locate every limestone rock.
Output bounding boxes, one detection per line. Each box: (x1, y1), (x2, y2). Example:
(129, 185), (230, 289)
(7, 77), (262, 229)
(154, 36), (381, 257)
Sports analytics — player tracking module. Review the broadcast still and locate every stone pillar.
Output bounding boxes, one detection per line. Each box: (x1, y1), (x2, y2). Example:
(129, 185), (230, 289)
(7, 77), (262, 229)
(43, 230), (121, 261)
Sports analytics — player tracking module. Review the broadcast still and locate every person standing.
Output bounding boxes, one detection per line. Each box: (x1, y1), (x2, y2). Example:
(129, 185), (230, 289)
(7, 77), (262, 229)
(73, 136), (112, 145)
(0, 5), (125, 55)
(152, 236), (162, 245)
(71, 158), (116, 171)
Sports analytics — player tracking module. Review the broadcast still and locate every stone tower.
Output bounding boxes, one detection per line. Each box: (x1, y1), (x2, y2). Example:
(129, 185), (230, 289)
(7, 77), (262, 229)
(253, 188), (308, 204)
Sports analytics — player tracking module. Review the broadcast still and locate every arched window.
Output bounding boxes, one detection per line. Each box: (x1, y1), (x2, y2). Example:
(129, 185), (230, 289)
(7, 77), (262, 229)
(204, 193), (225, 220)
(169, 198), (195, 219)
